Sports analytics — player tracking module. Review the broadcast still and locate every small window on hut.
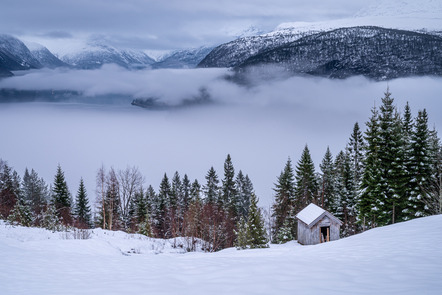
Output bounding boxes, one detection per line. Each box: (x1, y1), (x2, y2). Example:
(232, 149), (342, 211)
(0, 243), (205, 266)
(320, 226), (330, 243)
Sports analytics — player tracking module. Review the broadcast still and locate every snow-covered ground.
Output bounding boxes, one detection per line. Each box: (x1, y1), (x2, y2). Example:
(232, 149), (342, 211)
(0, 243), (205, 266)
(1, 215), (441, 294)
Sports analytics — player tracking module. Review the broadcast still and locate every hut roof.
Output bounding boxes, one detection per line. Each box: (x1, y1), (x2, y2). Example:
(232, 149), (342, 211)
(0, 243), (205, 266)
(296, 203), (342, 228)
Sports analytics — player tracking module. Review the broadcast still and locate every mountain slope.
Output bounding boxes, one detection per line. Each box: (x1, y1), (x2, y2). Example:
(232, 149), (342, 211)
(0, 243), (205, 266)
(25, 42), (69, 69)
(237, 26), (442, 80)
(198, 30), (313, 68)
(0, 34), (42, 72)
(199, 0), (442, 76)
(152, 46), (214, 69)
(1, 215), (441, 294)
(59, 40), (155, 69)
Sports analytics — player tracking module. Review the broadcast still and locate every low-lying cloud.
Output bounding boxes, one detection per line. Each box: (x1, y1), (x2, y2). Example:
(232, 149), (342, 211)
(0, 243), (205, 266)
(1, 66), (441, 207)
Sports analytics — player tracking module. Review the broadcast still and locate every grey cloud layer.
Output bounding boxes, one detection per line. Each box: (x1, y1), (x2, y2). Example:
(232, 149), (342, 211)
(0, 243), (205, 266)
(1, 0), (367, 49)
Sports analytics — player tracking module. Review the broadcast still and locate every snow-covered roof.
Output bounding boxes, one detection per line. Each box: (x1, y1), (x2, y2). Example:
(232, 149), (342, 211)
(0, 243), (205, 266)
(296, 203), (325, 226)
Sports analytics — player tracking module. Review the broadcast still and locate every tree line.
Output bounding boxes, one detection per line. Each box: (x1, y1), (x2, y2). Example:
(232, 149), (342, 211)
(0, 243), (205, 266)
(0, 154), (267, 251)
(271, 90), (441, 243)
(1, 90), (441, 249)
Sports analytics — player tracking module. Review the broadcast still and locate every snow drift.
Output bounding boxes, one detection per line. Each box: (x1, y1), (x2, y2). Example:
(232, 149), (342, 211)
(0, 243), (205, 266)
(1, 215), (441, 294)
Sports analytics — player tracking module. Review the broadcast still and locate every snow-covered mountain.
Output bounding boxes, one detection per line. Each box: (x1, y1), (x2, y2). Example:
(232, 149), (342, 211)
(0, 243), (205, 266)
(0, 34), (42, 72)
(58, 39), (155, 70)
(1, 215), (441, 294)
(236, 26), (442, 81)
(24, 42), (69, 69)
(152, 46), (214, 69)
(198, 0), (442, 80)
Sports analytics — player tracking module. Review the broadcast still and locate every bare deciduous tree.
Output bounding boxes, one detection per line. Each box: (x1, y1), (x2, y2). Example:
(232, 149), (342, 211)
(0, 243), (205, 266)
(118, 166), (144, 229)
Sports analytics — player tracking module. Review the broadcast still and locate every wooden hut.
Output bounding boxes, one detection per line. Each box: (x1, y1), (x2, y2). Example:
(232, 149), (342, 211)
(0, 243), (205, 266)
(295, 203), (343, 245)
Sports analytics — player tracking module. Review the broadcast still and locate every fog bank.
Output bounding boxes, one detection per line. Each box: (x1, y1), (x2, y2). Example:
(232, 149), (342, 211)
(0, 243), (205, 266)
(1, 69), (441, 208)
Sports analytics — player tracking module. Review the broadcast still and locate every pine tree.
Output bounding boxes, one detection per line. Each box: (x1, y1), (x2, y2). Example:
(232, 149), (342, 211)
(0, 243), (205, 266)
(0, 161), (20, 219)
(153, 173), (171, 238)
(138, 202), (153, 237)
(408, 109), (433, 218)
(359, 106), (382, 229)
(190, 179), (201, 203)
(378, 91), (408, 224)
(235, 217), (248, 249)
(276, 217), (294, 244)
(426, 128), (442, 214)
(22, 168), (49, 220)
(8, 197), (32, 227)
(271, 158), (295, 243)
(245, 193), (268, 248)
(51, 165), (72, 225)
(181, 174), (191, 212)
(334, 150), (356, 236)
(319, 147), (335, 210)
(74, 178), (92, 228)
(145, 185), (156, 215)
(41, 203), (62, 232)
(294, 145), (318, 211)
(236, 171), (253, 221)
(359, 91), (408, 227)
(170, 171), (182, 211)
(346, 122), (365, 223)
(221, 154), (237, 216)
(347, 122), (365, 188)
(170, 171), (183, 235)
(203, 166), (220, 205)
(401, 102), (415, 219)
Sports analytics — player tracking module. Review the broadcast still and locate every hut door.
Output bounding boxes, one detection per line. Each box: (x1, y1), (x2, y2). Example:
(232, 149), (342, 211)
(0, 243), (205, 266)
(320, 226), (330, 243)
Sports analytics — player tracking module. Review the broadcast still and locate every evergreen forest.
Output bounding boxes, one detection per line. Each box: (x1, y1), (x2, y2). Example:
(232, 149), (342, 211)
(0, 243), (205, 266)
(1, 90), (441, 250)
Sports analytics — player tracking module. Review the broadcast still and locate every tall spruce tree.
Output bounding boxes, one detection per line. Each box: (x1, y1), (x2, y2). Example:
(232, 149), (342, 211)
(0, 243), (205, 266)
(74, 178), (92, 228)
(22, 168), (49, 219)
(236, 171), (253, 221)
(181, 174), (191, 212)
(145, 185), (156, 215)
(294, 145), (318, 211)
(221, 154), (237, 216)
(408, 109), (433, 218)
(190, 179), (201, 203)
(271, 158), (296, 243)
(156, 173), (171, 238)
(0, 160), (21, 219)
(378, 90), (408, 224)
(425, 128), (442, 215)
(334, 150), (356, 236)
(347, 122), (365, 218)
(359, 106), (382, 229)
(347, 122), (365, 188)
(170, 171), (182, 212)
(203, 167), (220, 205)
(319, 147), (335, 210)
(51, 165), (72, 225)
(401, 102), (415, 219)
(245, 193), (268, 248)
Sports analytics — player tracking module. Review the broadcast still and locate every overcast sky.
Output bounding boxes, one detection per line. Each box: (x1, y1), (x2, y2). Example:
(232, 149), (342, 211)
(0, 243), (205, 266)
(0, 0), (367, 51)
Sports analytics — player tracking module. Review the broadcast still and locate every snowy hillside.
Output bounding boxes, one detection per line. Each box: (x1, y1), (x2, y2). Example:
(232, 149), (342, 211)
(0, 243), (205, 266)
(57, 38), (155, 70)
(152, 46), (214, 69)
(0, 34), (42, 71)
(1, 215), (441, 294)
(24, 41), (69, 69)
(199, 0), (442, 71)
(236, 26), (442, 81)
